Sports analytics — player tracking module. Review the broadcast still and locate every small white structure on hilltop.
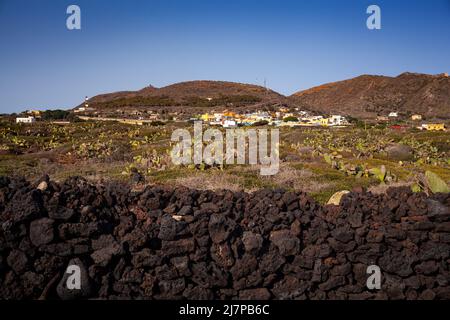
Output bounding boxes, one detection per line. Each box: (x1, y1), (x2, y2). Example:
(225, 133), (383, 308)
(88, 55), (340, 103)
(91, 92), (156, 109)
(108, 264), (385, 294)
(75, 96), (88, 112)
(16, 116), (36, 124)
(74, 96), (96, 113)
(388, 112), (398, 118)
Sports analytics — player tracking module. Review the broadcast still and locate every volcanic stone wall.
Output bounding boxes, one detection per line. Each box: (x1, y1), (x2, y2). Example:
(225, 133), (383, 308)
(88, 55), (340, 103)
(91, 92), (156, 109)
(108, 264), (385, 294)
(0, 176), (449, 300)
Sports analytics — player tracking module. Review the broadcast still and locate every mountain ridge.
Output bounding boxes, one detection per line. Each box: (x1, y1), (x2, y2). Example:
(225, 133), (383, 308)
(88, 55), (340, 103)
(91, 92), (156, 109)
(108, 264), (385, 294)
(87, 80), (283, 104)
(79, 73), (450, 119)
(290, 72), (450, 118)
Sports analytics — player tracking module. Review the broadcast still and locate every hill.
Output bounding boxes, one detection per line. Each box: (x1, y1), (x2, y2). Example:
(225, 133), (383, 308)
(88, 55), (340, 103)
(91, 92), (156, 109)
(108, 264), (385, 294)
(290, 72), (450, 119)
(83, 80), (285, 110)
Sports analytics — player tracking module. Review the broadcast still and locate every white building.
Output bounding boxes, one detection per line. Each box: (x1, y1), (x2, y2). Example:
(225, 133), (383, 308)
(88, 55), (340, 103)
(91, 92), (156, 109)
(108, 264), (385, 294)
(328, 115), (348, 126)
(74, 96), (92, 113)
(16, 116), (36, 124)
(388, 112), (398, 118)
(298, 111), (310, 117)
(74, 107), (86, 113)
(74, 106), (95, 113)
(213, 113), (224, 122)
(222, 119), (237, 128)
(253, 111), (271, 122)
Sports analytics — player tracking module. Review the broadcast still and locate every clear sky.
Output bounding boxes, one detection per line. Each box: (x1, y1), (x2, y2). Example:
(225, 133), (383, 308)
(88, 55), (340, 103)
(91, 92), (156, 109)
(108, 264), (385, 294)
(0, 0), (449, 113)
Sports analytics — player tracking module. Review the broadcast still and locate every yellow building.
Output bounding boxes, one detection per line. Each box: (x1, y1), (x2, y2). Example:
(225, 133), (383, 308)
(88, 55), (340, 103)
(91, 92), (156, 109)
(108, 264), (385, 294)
(411, 114), (422, 121)
(223, 111), (237, 118)
(421, 123), (445, 131)
(200, 113), (215, 122)
(27, 110), (42, 117)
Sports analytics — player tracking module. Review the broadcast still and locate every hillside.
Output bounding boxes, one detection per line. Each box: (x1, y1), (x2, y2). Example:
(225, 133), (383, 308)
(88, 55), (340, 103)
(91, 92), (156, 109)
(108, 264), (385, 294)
(83, 80), (285, 110)
(78, 73), (450, 119)
(290, 72), (450, 119)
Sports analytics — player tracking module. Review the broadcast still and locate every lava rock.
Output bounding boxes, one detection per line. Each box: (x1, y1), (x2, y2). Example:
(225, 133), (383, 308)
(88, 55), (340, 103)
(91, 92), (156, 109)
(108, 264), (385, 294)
(90, 242), (123, 267)
(242, 231), (263, 253)
(158, 214), (188, 241)
(162, 238), (195, 256)
(239, 288), (271, 300)
(386, 144), (414, 161)
(49, 207), (75, 221)
(208, 214), (235, 244)
(0, 176), (449, 300)
(270, 229), (299, 256)
(29, 218), (54, 246)
(7, 249), (28, 273)
(178, 205), (193, 216)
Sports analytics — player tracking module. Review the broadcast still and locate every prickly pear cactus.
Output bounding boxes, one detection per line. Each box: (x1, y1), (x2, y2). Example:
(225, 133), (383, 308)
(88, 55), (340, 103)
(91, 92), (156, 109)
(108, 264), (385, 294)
(425, 171), (450, 194)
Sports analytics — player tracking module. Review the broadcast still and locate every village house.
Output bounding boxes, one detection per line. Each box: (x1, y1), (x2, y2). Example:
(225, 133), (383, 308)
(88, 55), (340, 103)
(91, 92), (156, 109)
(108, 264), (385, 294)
(74, 106), (95, 113)
(26, 110), (41, 118)
(298, 111), (310, 117)
(196, 109), (350, 129)
(388, 112), (398, 118)
(376, 116), (389, 122)
(16, 116), (36, 124)
(411, 114), (422, 121)
(130, 109), (143, 116)
(304, 115), (324, 126)
(254, 111), (272, 122)
(283, 112), (295, 119)
(327, 115), (348, 126)
(213, 113), (224, 121)
(278, 121), (301, 127)
(222, 119), (237, 128)
(200, 113), (216, 123)
(390, 124), (408, 131)
(419, 123), (445, 131)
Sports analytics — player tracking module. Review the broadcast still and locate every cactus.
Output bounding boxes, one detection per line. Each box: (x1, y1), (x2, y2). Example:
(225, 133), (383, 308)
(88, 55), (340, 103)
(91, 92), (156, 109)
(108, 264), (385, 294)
(425, 171), (450, 194)
(369, 165), (387, 183)
(411, 183), (423, 193)
(327, 190), (350, 206)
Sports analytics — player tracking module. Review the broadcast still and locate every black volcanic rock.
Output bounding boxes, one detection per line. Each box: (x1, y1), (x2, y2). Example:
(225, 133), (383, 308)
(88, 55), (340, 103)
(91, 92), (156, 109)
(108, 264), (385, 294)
(0, 176), (449, 300)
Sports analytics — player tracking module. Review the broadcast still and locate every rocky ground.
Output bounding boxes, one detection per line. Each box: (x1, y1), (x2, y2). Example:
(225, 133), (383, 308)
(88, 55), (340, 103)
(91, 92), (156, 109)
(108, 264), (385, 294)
(0, 175), (449, 300)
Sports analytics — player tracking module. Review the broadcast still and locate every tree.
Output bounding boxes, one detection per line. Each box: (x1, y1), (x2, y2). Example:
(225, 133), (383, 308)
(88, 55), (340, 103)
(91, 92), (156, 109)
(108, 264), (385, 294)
(283, 116), (298, 122)
(41, 110), (71, 121)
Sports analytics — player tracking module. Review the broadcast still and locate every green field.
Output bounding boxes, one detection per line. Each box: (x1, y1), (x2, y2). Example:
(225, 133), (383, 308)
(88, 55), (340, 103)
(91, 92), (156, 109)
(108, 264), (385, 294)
(1, 120), (449, 203)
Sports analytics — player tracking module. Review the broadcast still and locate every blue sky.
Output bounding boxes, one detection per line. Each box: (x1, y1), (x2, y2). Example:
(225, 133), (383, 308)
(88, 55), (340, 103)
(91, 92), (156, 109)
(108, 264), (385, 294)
(0, 0), (449, 113)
